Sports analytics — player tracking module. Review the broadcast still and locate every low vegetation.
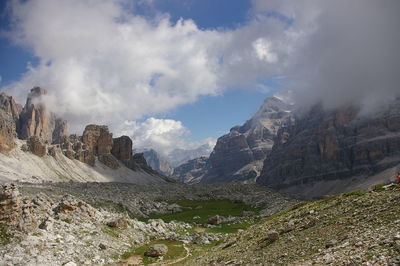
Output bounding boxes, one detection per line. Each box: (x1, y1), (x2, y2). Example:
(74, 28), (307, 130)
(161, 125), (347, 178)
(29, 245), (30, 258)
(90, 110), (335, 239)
(143, 199), (261, 224)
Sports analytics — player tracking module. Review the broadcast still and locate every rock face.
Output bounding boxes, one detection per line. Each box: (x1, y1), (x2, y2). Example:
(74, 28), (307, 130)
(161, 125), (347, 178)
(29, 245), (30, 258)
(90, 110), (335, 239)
(200, 97), (292, 183)
(0, 93), (22, 153)
(111, 136), (132, 161)
(143, 149), (173, 176)
(171, 157), (208, 184)
(257, 99), (400, 198)
(82, 125), (113, 155)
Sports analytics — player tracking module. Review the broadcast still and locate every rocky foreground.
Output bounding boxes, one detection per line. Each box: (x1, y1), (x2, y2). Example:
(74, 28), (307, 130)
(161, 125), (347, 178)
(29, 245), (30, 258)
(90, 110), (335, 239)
(0, 182), (297, 265)
(186, 184), (400, 265)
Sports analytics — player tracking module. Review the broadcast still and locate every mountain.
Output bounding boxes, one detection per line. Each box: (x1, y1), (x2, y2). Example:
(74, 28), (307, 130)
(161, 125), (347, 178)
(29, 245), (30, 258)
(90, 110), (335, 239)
(200, 96), (293, 183)
(171, 156), (209, 184)
(166, 142), (215, 168)
(142, 149), (173, 176)
(257, 99), (400, 198)
(0, 87), (171, 184)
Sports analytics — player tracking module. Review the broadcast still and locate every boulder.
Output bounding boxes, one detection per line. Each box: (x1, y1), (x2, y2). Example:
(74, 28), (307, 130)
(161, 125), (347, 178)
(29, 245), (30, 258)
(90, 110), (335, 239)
(144, 244), (168, 257)
(264, 231), (279, 244)
(207, 215), (224, 225)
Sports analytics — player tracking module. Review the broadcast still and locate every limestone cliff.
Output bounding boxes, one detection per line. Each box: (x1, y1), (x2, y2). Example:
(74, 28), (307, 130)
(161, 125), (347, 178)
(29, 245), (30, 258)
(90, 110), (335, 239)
(257, 99), (400, 198)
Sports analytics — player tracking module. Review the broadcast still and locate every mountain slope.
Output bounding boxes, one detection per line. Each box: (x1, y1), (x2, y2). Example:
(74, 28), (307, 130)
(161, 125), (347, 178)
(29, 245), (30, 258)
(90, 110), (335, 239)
(0, 140), (169, 184)
(200, 96), (292, 184)
(257, 99), (400, 198)
(185, 185), (400, 265)
(171, 156), (208, 184)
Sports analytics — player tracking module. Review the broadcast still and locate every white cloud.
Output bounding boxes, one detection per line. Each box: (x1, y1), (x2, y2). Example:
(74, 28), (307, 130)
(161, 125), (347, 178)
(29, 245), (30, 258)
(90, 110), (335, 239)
(2, 0), (293, 135)
(0, 76), (2, 84)
(252, 38), (277, 63)
(116, 117), (216, 156)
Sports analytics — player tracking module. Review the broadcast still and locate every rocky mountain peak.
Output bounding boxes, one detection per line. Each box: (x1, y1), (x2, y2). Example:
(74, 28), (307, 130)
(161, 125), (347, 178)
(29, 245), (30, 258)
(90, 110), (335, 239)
(200, 96), (293, 184)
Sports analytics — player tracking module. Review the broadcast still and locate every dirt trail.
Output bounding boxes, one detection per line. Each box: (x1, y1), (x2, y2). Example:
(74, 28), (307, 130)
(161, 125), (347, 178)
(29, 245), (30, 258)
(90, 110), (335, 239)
(122, 254), (143, 265)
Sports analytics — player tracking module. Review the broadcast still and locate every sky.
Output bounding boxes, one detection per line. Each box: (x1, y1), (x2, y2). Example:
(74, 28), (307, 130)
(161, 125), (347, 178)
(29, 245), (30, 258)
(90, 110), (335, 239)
(0, 0), (399, 156)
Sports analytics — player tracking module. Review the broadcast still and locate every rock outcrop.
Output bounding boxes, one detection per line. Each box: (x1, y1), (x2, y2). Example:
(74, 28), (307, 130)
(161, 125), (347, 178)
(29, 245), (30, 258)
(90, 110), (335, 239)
(200, 97), (292, 183)
(0, 184), (21, 227)
(143, 149), (173, 176)
(257, 99), (400, 198)
(171, 156), (209, 184)
(82, 125), (119, 169)
(61, 135), (95, 166)
(0, 93), (22, 153)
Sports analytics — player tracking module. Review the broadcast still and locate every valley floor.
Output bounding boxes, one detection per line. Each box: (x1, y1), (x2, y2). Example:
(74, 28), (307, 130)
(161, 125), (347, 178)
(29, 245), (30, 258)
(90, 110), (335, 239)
(0, 182), (398, 265)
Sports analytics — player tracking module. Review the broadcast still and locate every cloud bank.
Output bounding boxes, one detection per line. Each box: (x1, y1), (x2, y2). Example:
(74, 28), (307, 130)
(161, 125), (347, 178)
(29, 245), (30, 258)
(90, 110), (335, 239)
(253, 0), (400, 109)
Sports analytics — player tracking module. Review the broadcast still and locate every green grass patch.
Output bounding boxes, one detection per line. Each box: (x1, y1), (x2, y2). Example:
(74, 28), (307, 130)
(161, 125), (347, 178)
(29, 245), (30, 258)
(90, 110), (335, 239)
(0, 225), (11, 246)
(101, 226), (119, 238)
(343, 190), (367, 197)
(141, 199), (260, 224)
(205, 221), (255, 234)
(373, 184), (384, 192)
(130, 240), (186, 265)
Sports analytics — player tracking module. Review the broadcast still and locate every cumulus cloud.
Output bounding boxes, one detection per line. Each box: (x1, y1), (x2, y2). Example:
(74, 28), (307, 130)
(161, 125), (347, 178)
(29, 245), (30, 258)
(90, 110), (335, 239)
(116, 117), (216, 156)
(2, 0), (292, 135)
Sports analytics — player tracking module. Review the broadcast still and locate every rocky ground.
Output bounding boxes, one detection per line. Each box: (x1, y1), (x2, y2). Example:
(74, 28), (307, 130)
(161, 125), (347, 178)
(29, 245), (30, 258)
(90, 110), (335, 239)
(184, 184), (400, 265)
(0, 182), (298, 265)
